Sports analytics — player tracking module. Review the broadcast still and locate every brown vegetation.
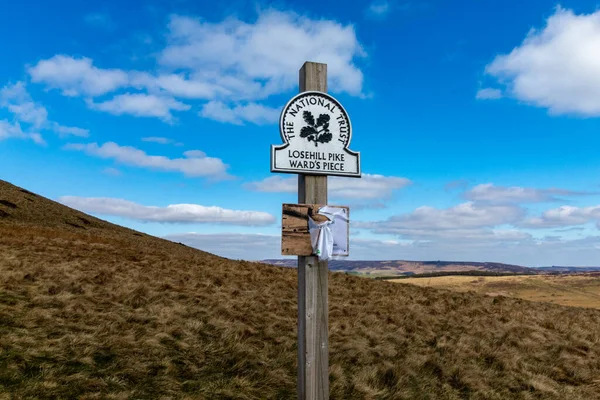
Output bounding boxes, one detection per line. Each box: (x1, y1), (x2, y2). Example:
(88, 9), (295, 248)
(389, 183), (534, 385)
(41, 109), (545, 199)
(392, 274), (600, 310)
(2, 179), (600, 399)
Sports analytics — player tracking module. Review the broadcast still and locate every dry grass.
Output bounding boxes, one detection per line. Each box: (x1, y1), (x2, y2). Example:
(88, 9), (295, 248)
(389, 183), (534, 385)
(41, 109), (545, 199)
(392, 274), (600, 310)
(3, 179), (600, 399)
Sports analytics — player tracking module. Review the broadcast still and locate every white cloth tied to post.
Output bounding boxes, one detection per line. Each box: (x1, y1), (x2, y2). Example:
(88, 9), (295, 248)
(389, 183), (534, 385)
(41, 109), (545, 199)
(308, 206), (347, 261)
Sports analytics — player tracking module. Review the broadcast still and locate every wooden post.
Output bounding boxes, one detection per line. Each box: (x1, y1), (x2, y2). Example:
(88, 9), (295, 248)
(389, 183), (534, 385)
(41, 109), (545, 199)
(297, 61), (329, 400)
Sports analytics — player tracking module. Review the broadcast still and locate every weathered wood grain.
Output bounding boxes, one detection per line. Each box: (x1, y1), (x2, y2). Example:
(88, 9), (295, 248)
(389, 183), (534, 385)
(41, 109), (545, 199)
(298, 61), (329, 400)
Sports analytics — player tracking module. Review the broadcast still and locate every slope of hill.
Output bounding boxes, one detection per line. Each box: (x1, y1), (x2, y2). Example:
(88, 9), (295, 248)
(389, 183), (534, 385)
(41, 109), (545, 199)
(263, 259), (537, 276)
(2, 179), (600, 399)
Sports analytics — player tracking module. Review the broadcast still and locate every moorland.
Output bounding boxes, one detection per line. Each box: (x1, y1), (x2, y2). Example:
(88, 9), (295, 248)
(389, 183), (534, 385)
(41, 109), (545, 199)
(2, 179), (600, 399)
(392, 273), (600, 310)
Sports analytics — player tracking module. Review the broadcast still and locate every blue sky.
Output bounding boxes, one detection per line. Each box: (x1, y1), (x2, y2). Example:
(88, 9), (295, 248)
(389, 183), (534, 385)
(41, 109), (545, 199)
(2, 0), (600, 266)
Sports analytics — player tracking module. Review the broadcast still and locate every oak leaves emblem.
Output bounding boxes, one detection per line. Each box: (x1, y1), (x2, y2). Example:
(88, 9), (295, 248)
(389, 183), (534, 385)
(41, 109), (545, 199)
(300, 111), (332, 147)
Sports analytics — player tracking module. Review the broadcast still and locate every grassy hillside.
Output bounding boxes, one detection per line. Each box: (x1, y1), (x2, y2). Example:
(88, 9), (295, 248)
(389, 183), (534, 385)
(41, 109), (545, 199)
(2, 179), (600, 399)
(392, 274), (600, 310)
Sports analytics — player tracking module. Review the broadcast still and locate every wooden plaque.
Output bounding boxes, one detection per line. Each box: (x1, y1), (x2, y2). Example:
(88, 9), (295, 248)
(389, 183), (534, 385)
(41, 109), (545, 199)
(281, 203), (349, 256)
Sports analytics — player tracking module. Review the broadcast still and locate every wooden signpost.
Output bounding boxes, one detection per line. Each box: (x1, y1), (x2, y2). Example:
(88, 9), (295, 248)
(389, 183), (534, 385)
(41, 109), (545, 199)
(271, 62), (360, 400)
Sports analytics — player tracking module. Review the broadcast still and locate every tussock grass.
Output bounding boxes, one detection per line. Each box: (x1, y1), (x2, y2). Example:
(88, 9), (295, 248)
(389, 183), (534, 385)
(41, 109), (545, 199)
(2, 180), (600, 399)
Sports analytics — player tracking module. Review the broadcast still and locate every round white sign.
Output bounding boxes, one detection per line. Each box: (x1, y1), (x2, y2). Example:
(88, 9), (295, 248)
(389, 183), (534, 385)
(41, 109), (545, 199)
(271, 91), (360, 177)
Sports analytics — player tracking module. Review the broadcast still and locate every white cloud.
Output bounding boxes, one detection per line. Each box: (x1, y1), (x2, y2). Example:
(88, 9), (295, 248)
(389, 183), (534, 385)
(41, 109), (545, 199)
(29, 9), (367, 101)
(0, 82), (87, 138)
(520, 205), (600, 228)
(59, 196), (275, 226)
(64, 141), (230, 179)
(245, 173), (411, 200)
(246, 175), (297, 193)
(360, 226), (533, 243)
(465, 183), (591, 204)
(88, 93), (190, 122)
(134, 73), (225, 99)
(161, 231), (600, 267)
(491, 229), (532, 241)
(160, 11), (366, 98)
(353, 198), (600, 264)
(26, 10), (366, 125)
(554, 226), (586, 233)
(6, 101), (48, 128)
(0, 81), (28, 101)
(484, 7), (600, 115)
(330, 174), (411, 200)
(366, 1), (391, 18)
(0, 120), (45, 145)
(142, 136), (170, 144)
(141, 136), (183, 146)
(358, 202), (525, 238)
(163, 232), (280, 260)
(27, 57), (225, 102)
(1, 82), (47, 128)
(475, 88), (502, 100)
(51, 122), (89, 137)
(29, 55), (129, 97)
(183, 150), (206, 158)
(387, 235), (600, 267)
(28, 58), (226, 102)
(199, 101), (279, 125)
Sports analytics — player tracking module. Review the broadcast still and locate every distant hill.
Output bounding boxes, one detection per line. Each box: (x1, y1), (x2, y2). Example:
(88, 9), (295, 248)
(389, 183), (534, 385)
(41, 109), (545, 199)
(263, 259), (538, 276)
(535, 266), (600, 273)
(3, 178), (600, 399)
